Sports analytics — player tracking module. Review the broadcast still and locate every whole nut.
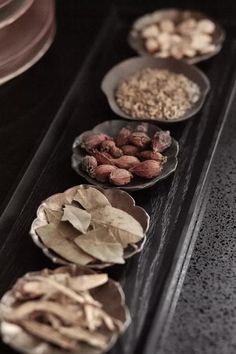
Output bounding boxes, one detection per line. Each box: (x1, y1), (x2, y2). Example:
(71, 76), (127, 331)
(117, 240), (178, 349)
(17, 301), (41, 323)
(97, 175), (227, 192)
(93, 152), (114, 165)
(81, 133), (112, 153)
(121, 145), (140, 156)
(95, 164), (117, 182)
(145, 38), (159, 53)
(135, 123), (148, 133)
(138, 150), (167, 163)
(159, 19), (175, 33)
(116, 127), (132, 147)
(80, 155), (98, 178)
(110, 146), (123, 158)
(109, 169), (133, 186)
(141, 24), (159, 39)
(129, 160), (163, 179)
(100, 140), (116, 152)
(197, 19), (215, 34)
(152, 130), (171, 152)
(129, 132), (151, 148)
(112, 155), (140, 169)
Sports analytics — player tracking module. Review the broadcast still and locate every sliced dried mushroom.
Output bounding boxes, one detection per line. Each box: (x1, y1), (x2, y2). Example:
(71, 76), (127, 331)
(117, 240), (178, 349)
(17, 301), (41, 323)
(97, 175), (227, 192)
(20, 320), (77, 351)
(0, 266), (130, 354)
(69, 273), (108, 292)
(58, 326), (108, 349)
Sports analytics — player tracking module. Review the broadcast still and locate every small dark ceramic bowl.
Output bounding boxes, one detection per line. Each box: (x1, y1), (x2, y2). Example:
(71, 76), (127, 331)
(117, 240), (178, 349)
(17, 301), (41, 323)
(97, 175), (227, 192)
(101, 57), (210, 124)
(72, 120), (179, 191)
(128, 9), (225, 64)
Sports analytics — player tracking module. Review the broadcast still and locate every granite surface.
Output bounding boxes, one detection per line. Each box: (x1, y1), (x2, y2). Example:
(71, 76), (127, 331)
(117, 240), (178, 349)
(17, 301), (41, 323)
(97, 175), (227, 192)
(161, 96), (236, 353)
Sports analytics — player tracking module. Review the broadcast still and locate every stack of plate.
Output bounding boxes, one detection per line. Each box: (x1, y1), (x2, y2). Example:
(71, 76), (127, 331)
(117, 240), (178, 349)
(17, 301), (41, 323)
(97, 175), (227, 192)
(0, 0), (55, 84)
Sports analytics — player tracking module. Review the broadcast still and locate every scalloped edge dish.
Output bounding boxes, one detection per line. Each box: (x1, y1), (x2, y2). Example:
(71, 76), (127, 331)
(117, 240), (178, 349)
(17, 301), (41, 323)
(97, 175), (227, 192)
(101, 57), (210, 124)
(128, 8), (225, 64)
(30, 185), (150, 269)
(72, 120), (179, 191)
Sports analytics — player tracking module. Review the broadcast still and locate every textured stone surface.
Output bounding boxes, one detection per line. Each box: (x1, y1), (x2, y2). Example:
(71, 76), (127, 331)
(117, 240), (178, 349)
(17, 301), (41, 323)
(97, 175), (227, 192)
(162, 95), (236, 354)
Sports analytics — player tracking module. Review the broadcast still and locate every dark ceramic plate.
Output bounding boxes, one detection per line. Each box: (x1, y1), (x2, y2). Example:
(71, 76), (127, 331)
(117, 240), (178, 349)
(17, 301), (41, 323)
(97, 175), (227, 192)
(101, 57), (210, 124)
(128, 8), (225, 64)
(72, 120), (179, 191)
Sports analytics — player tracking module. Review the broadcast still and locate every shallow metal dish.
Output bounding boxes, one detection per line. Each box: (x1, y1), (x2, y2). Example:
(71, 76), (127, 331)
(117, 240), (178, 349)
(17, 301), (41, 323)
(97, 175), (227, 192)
(30, 184), (150, 269)
(101, 57), (210, 124)
(0, 265), (131, 354)
(0, 0), (34, 29)
(72, 120), (179, 191)
(128, 8), (225, 64)
(0, 0), (13, 10)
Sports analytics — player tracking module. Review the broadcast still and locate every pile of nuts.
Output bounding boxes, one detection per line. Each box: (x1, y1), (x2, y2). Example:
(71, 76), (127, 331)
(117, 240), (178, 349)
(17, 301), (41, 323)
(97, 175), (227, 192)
(115, 68), (200, 120)
(79, 124), (172, 186)
(140, 15), (216, 59)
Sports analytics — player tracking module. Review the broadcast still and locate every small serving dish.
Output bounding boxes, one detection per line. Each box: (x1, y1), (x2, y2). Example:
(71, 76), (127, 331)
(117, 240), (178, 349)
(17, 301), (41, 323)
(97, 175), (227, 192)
(0, 265), (131, 354)
(72, 120), (179, 191)
(101, 57), (210, 124)
(128, 9), (225, 64)
(0, 0), (34, 29)
(30, 185), (150, 268)
(0, 0), (13, 10)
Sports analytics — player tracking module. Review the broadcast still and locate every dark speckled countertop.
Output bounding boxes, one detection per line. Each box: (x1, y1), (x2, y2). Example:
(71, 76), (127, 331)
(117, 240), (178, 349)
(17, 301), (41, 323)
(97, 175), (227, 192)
(161, 95), (236, 354)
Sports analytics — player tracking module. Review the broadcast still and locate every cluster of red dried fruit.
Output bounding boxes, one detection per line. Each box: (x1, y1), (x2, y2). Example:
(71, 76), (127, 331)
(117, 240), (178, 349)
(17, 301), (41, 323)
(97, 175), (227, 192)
(80, 124), (171, 186)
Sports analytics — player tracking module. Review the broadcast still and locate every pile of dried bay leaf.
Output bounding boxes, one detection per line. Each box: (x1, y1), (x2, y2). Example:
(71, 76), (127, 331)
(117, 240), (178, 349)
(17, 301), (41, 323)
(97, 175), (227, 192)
(0, 266), (129, 353)
(35, 186), (145, 267)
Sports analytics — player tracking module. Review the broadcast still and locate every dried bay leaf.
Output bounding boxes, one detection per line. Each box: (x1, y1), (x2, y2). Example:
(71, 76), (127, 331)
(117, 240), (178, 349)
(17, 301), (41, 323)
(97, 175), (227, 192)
(74, 186), (111, 211)
(62, 204), (91, 234)
(74, 227), (124, 264)
(36, 224), (94, 265)
(44, 208), (63, 224)
(102, 225), (143, 248)
(91, 206), (144, 246)
(43, 208), (80, 240)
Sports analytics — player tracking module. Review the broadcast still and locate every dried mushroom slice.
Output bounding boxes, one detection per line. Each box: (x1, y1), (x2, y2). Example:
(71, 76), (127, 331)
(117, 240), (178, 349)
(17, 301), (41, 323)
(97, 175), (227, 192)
(74, 186), (111, 211)
(0, 266), (130, 354)
(69, 273), (108, 292)
(20, 320), (77, 351)
(58, 326), (108, 349)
